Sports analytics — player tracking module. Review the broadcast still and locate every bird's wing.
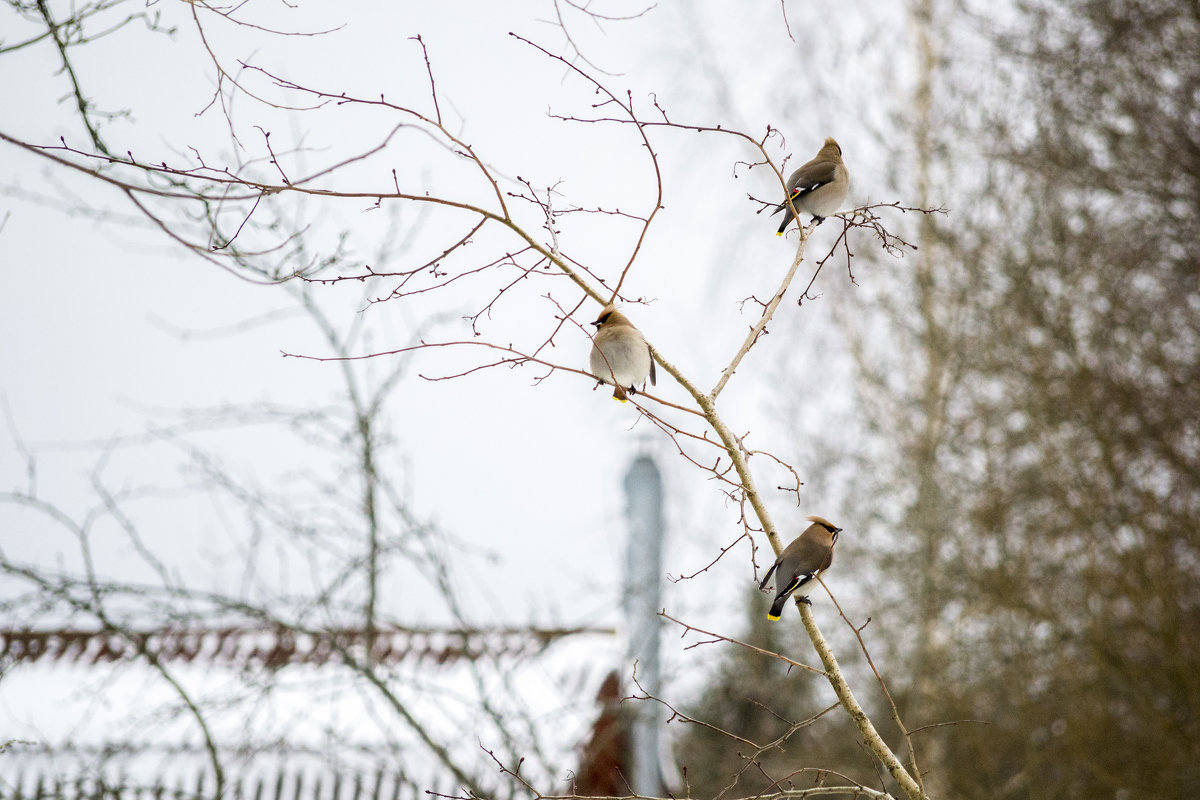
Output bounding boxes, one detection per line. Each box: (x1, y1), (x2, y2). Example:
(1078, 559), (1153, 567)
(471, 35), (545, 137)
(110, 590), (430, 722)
(777, 572), (814, 598)
(648, 348), (657, 386)
(771, 160), (837, 216)
(787, 160), (838, 196)
(758, 560), (780, 590)
(784, 536), (829, 579)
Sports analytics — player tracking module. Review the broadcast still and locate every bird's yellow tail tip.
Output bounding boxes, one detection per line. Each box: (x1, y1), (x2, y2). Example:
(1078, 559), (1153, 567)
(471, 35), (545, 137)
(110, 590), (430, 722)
(766, 612), (781, 621)
(614, 396), (628, 403)
(775, 232), (783, 237)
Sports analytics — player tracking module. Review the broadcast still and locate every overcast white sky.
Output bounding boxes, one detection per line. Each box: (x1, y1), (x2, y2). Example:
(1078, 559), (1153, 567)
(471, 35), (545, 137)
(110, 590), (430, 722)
(0, 0), (915, 770)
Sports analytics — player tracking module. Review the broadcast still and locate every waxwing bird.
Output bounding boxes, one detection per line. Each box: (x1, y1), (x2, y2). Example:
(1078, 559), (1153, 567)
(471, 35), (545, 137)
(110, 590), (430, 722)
(760, 515), (842, 620)
(772, 137), (850, 235)
(589, 303), (656, 402)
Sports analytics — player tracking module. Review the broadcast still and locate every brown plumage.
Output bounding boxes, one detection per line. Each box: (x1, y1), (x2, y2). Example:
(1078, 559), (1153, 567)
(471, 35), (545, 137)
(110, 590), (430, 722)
(589, 304), (655, 402)
(759, 515), (842, 620)
(772, 137), (850, 235)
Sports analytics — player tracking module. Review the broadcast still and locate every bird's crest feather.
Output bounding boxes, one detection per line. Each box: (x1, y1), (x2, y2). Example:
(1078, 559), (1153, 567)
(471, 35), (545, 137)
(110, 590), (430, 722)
(806, 515), (838, 531)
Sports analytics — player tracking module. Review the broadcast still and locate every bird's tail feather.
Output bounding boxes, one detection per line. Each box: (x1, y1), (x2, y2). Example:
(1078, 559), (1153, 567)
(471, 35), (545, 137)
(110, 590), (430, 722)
(768, 595), (787, 620)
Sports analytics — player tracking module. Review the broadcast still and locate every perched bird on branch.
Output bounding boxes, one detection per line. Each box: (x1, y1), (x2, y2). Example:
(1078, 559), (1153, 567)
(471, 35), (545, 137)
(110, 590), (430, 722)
(772, 137), (850, 235)
(589, 303), (656, 402)
(760, 515), (842, 620)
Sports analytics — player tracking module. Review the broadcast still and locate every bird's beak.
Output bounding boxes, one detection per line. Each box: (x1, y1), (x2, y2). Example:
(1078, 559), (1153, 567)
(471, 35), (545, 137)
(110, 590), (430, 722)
(591, 321), (601, 328)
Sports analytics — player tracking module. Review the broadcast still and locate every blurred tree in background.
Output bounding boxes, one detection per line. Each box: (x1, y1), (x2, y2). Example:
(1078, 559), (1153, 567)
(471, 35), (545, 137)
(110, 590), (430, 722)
(826, 0), (1200, 795)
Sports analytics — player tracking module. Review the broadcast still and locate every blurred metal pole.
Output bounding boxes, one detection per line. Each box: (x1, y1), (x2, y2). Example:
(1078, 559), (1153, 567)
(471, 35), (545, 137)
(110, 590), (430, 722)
(622, 454), (664, 796)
